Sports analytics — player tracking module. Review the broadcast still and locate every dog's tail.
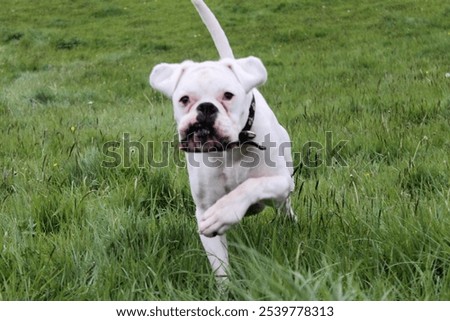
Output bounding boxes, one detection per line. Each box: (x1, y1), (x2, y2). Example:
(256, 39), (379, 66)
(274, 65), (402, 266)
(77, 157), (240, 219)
(191, 0), (234, 59)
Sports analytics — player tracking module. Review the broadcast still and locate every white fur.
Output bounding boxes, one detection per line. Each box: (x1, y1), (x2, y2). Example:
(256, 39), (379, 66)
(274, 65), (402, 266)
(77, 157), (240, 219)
(149, 0), (295, 280)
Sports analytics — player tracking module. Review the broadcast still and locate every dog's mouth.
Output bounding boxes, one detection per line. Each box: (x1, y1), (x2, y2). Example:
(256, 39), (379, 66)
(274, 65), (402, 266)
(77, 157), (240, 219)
(179, 123), (237, 153)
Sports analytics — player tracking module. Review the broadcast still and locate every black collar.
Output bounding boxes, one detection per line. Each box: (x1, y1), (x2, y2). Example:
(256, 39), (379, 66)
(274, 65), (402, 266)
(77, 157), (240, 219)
(235, 95), (266, 150)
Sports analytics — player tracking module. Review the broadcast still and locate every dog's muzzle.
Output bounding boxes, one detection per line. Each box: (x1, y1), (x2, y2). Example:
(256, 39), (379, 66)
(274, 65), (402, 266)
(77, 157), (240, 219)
(179, 96), (266, 153)
(179, 126), (235, 153)
(179, 102), (234, 153)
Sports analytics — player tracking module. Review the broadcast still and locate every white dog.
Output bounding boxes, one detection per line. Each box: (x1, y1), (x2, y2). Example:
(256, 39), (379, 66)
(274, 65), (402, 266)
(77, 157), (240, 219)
(149, 0), (295, 279)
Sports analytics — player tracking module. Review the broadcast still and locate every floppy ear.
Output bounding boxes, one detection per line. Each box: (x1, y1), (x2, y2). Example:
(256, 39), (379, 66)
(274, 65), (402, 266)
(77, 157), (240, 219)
(149, 61), (193, 97)
(222, 56), (267, 93)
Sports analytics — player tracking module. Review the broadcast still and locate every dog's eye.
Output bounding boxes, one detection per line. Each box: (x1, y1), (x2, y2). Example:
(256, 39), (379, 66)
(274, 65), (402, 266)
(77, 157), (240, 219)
(179, 96), (190, 106)
(223, 92), (234, 101)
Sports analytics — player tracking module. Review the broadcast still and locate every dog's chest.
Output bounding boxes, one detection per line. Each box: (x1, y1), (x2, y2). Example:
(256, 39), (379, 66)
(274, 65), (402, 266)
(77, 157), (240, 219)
(219, 166), (248, 194)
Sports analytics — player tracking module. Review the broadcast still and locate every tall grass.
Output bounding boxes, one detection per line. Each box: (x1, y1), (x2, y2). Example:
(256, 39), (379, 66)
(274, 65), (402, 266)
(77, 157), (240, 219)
(1, 0), (449, 300)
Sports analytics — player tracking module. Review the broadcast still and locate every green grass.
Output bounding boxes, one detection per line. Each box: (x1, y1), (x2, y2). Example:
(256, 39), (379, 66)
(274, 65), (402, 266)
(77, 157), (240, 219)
(1, 0), (449, 300)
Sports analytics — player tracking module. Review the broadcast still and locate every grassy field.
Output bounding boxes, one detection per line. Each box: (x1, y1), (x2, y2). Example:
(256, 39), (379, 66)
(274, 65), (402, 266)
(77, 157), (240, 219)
(1, 0), (449, 300)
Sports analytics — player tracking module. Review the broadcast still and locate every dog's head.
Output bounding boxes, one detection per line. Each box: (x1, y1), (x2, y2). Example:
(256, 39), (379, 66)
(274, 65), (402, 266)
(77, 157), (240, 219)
(149, 57), (267, 152)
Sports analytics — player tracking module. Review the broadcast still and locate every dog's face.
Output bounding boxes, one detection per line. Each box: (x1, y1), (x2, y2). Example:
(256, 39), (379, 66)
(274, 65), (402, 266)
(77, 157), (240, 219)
(150, 57), (267, 152)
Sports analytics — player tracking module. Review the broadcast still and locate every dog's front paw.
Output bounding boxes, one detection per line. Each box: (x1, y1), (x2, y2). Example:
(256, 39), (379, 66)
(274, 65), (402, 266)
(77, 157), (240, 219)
(199, 199), (246, 237)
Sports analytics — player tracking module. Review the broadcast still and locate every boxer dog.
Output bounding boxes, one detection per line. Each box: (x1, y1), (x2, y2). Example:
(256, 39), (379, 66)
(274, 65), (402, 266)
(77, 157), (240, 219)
(149, 0), (295, 279)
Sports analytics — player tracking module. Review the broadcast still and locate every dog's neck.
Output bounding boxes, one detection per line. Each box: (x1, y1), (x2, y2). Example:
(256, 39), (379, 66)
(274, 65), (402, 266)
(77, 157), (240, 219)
(235, 94), (266, 150)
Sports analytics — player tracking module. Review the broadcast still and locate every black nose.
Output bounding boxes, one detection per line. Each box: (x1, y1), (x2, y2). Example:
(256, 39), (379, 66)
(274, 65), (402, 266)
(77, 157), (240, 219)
(196, 102), (218, 123)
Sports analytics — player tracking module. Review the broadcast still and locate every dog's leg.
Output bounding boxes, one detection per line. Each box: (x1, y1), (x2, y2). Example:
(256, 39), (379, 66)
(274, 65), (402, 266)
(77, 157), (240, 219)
(196, 208), (229, 280)
(199, 175), (293, 237)
(199, 234), (229, 283)
(277, 197), (297, 221)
